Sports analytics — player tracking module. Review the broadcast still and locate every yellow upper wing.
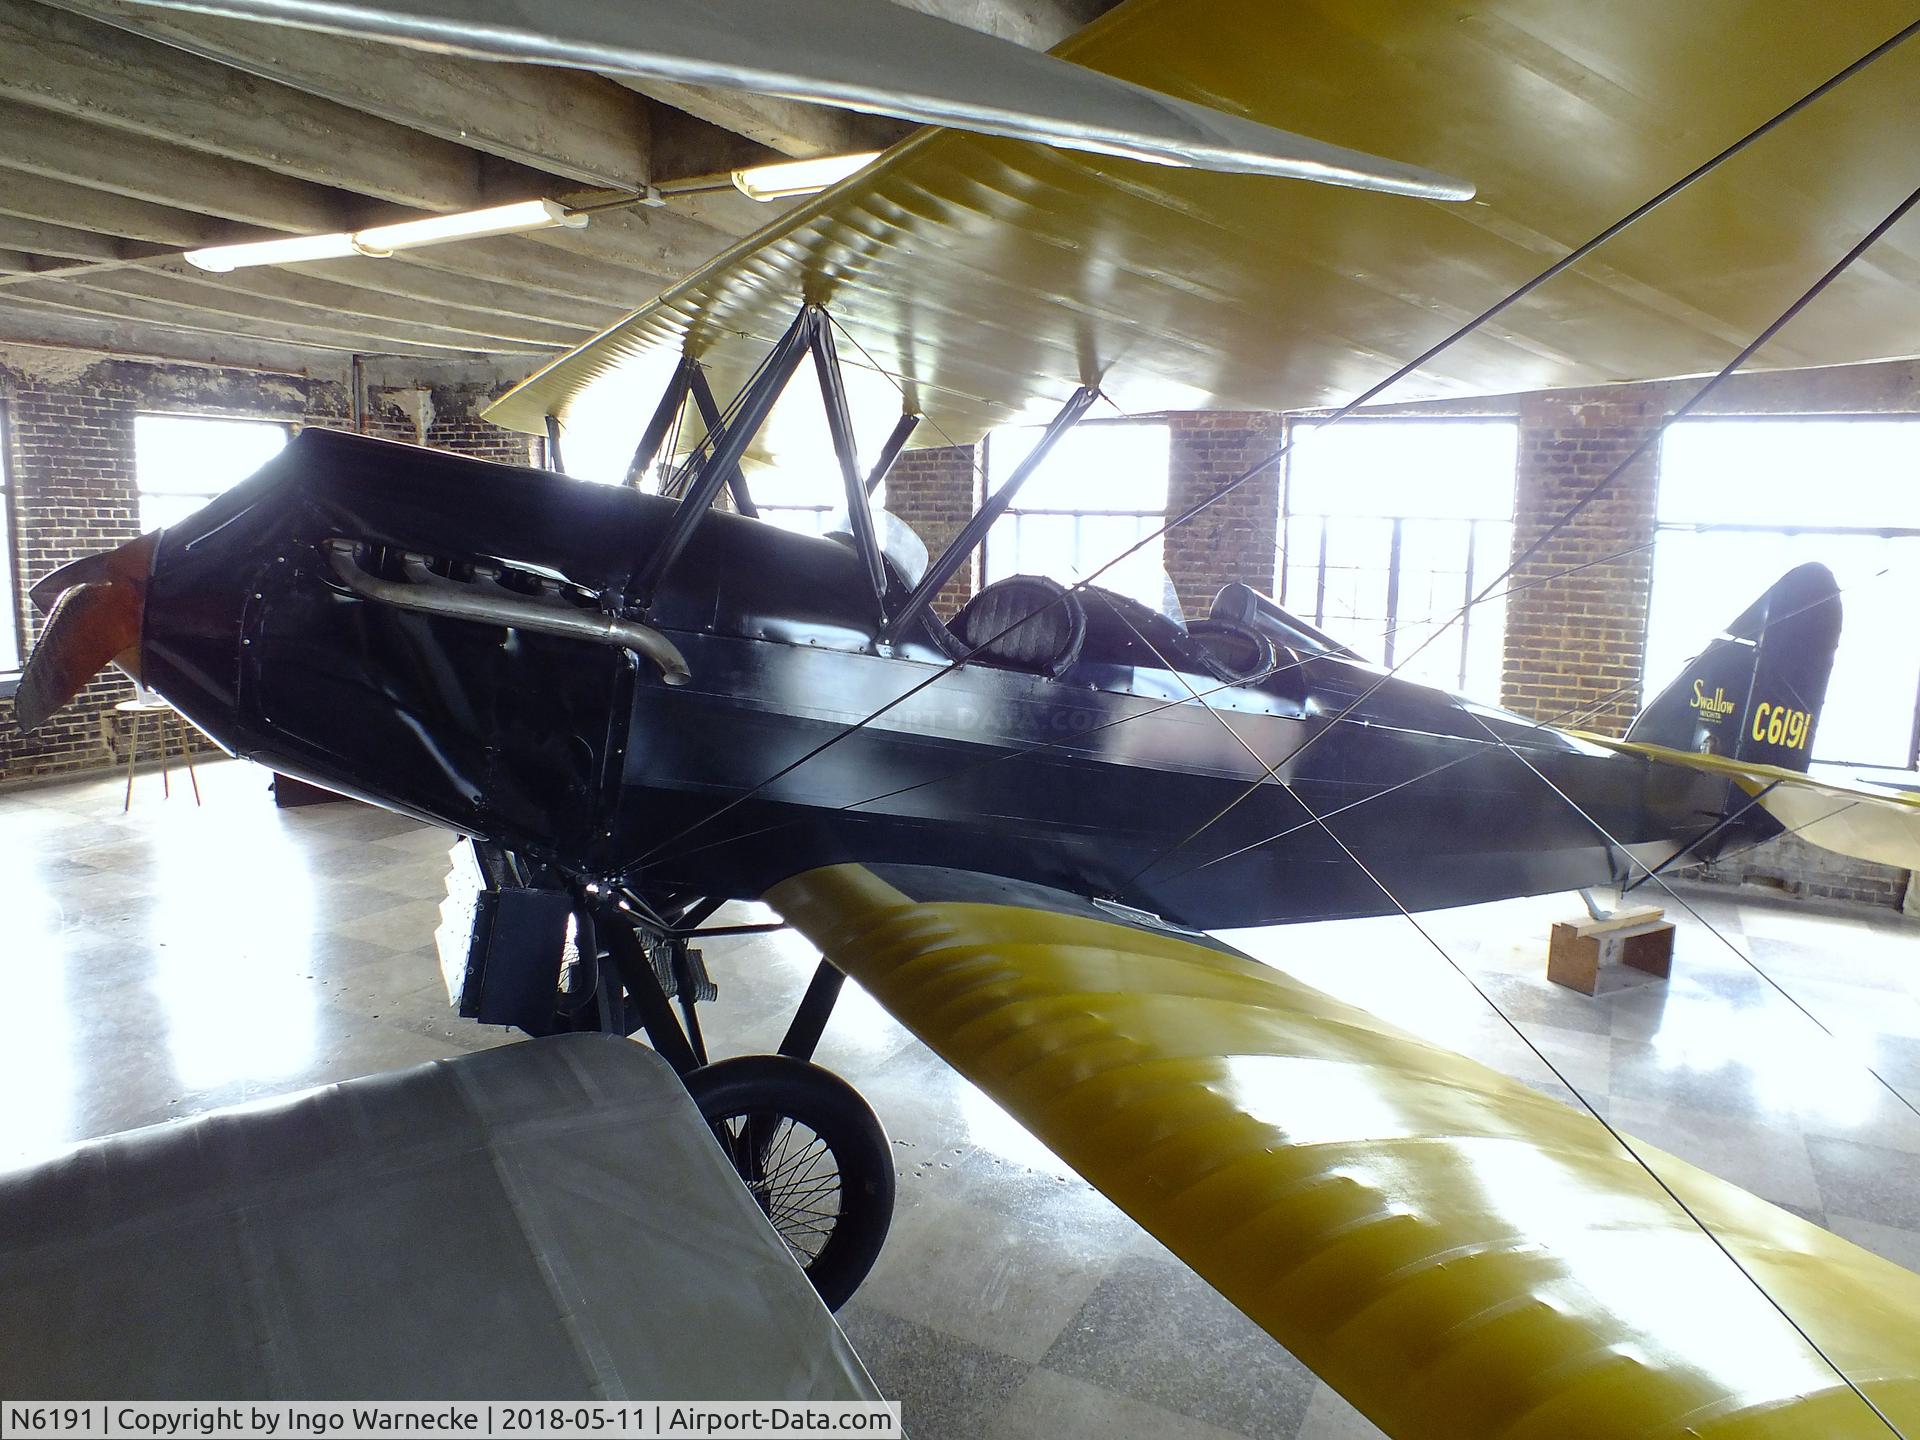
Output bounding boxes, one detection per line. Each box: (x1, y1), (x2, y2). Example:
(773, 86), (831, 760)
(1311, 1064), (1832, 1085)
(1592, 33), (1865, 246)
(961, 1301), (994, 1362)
(488, 0), (1920, 455)
(768, 863), (1920, 1440)
(1576, 734), (1920, 873)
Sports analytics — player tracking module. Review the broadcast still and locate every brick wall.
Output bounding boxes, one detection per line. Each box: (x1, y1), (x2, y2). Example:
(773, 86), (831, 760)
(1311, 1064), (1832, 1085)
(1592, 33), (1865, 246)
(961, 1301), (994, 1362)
(0, 354), (537, 786)
(1163, 411), (1282, 617)
(1690, 831), (1912, 910)
(885, 442), (978, 618)
(1499, 390), (1662, 736)
(1359, 359), (1920, 909)
(884, 415), (1285, 623)
(1, 376), (146, 783)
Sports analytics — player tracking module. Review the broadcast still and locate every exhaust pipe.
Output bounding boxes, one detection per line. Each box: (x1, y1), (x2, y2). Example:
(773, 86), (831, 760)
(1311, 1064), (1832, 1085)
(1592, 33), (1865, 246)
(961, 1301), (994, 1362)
(322, 538), (691, 686)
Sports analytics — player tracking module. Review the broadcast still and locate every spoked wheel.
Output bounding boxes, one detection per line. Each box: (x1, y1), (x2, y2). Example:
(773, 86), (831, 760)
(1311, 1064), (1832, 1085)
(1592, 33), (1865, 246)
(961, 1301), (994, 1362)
(684, 1054), (895, 1310)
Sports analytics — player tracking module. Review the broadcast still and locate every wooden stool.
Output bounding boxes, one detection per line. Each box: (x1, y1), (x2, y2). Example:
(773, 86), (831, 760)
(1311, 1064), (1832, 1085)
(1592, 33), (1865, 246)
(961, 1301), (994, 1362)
(113, 695), (202, 813)
(1548, 904), (1674, 996)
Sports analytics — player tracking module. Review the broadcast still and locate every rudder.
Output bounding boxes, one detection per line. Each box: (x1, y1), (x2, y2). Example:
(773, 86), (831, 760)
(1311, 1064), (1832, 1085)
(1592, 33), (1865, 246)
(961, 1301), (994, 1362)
(1625, 562), (1841, 773)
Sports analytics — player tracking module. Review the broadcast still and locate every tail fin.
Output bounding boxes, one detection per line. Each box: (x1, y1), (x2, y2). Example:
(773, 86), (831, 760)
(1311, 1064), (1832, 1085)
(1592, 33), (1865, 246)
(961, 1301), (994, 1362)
(1625, 562), (1841, 774)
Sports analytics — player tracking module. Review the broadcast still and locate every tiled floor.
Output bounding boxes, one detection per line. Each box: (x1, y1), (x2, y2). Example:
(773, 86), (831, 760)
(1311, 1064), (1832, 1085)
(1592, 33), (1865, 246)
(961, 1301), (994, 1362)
(4, 759), (1918, 1436)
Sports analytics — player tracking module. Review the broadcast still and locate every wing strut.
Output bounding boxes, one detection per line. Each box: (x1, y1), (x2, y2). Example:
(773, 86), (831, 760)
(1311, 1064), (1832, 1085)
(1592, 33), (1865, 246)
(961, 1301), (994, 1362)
(610, 21), (1920, 877)
(630, 308), (815, 608)
(887, 385), (1097, 638)
(864, 414), (921, 498)
(627, 305), (906, 611)
(686, 367), (759, 519)
(811, 318), (887, 617)
(625, 356), (698, 492)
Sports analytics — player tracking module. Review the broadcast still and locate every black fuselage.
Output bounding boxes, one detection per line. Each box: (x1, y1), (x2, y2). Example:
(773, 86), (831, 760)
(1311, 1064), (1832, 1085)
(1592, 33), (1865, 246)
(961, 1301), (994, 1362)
(141, 430), (1761, 928)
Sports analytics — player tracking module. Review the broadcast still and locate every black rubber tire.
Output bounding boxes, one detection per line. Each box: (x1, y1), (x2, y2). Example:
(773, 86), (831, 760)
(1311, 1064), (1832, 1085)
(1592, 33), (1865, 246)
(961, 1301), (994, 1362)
(683, 1054), (895, 1311)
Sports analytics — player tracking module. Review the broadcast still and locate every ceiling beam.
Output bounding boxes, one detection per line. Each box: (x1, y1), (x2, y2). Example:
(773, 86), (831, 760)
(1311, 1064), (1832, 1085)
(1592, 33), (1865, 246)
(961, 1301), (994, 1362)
(888, 0), (1118, 50)
(526, 204), (744, 286)
(39, 0), (656, 191)
(0, 141), (655, 314)
(394, 237), (673, 312)
(0, 100), (366, 233)
(0, 298), (363, 375)
(0, 1), (546, 212)
(289, 257), (627, 331)
(665, 187), (803, 240)
(139, 261), (594, 349)
(0, 168), (265, 248)
(609, 77), (911, 161)
(0, 275), (539, 355)
(0, 214), (147, 263)
(76, 269), (565, 353)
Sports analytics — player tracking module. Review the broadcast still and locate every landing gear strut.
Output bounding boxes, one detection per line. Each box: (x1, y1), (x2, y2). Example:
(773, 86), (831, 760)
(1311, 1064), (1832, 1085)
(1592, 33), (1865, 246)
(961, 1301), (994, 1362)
(580, 884), (895, 1309)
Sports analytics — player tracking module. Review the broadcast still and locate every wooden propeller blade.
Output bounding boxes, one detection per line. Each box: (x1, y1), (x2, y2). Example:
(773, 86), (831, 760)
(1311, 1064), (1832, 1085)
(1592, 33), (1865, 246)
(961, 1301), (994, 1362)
(15, 533), (157, 733)
(28, 532), (158, 614)
(14, 583), (144, 732)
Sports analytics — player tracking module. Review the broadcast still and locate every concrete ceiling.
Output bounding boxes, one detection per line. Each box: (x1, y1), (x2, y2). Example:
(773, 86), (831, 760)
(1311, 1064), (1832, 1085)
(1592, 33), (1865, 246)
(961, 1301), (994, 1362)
(0, 0), (1121, 377)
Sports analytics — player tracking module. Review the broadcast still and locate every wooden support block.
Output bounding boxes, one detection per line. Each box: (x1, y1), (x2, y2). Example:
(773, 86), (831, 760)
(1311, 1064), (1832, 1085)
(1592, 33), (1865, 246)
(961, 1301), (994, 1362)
(1548, 909), (1675, 996)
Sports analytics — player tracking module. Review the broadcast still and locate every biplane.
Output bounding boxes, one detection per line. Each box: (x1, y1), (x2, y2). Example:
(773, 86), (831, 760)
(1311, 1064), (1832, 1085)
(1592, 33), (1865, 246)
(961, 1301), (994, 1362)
(15, 0), (1920, 1435)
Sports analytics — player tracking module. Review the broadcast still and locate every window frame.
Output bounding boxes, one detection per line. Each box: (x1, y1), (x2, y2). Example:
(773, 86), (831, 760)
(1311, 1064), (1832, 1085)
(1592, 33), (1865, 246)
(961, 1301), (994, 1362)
(1649, 412), (1920, 771)
(133, 410), (295, 535)
(754, 501), (848, 537)
(980, 416), (1172, 605)
(1278, 414), (1519, 697)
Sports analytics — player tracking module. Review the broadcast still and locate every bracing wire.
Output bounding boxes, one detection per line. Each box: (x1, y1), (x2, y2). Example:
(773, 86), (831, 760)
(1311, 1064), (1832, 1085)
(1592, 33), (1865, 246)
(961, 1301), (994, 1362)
(623, 531), (1676, 881)
(620, 21), (1920, 874)
(628, 534), (1902, 916)
(1071, 580), (1909, 1436)
(1161, 564), (1902, 883)
(1127, 177), (1920, 888)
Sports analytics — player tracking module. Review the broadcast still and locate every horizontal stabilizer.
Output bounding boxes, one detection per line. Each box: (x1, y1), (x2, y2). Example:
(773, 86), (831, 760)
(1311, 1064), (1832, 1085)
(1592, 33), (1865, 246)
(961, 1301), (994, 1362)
(1578, 735), (1920, 872)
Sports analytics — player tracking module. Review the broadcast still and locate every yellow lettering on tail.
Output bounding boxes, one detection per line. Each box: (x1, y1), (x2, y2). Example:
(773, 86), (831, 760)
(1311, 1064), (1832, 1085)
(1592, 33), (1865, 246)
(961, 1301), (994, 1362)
(1750, 701), (1812, 751)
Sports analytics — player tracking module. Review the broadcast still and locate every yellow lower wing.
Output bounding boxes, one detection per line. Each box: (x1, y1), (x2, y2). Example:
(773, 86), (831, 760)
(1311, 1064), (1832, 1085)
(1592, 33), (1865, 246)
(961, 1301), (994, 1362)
(1574, 735), (1920, 873)
(769, 864), (1920, 1439)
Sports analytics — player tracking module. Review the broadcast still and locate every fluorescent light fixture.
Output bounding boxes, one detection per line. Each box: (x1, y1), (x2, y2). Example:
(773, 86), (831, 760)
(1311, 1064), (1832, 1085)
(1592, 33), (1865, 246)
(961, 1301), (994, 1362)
(352, 198), (585, 254)
(731, 152), (882, 202)
(184, 198), (586, 273)
(183, 231), (358, 272)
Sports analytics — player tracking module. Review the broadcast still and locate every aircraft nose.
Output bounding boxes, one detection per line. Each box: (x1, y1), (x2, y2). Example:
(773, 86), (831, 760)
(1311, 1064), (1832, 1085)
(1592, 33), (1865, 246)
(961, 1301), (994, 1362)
(14, 531), (160, 732)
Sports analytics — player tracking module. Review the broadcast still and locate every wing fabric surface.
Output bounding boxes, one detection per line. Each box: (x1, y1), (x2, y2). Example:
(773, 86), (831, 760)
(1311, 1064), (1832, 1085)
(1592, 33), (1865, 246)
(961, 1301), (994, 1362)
(488, 0), (1920, 455)
(767, 864), (1920, 1439)
(1579, 736), (1920, 872)
(117, 0), (1470, 193)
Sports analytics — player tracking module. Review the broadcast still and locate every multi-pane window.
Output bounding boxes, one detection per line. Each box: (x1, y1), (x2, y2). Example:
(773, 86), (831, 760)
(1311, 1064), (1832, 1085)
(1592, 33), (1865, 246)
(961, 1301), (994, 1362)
(134, 414), (290, 532)
(1281, 419), (1518, 698)
(1, 405), (19, 678)
(983, 421), (1172, 612)
(1647, 418), (1920, 769)
(750, 456), (882, 537)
